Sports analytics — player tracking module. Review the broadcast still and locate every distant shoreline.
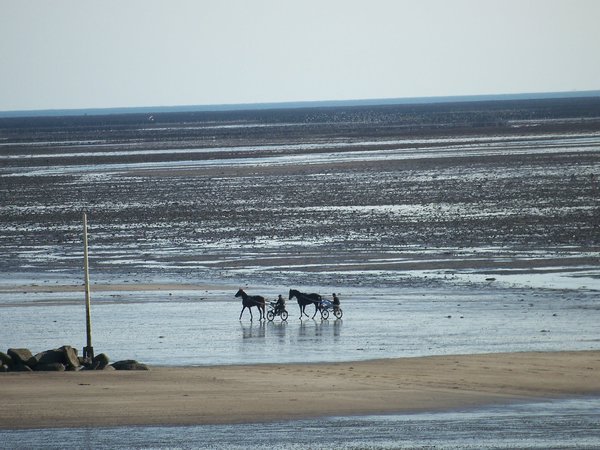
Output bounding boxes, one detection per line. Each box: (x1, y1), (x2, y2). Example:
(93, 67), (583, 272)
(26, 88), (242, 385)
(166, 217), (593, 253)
(2, 351), (599, 430)
(2, 89), (600, 118)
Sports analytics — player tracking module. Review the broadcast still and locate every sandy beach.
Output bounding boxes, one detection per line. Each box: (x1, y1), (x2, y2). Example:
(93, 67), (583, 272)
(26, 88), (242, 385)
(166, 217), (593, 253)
(2, 351), (599, 430)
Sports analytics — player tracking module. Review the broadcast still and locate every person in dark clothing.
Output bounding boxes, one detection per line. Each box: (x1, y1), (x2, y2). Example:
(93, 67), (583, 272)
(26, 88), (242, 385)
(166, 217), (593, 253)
(332, 293), (340, 311)
(275, 294), (285, 314)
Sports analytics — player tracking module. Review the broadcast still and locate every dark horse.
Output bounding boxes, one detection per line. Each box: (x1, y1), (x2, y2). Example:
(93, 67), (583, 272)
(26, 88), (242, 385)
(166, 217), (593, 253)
(289, 289), (322, 320)
(235, 288), (266, 321)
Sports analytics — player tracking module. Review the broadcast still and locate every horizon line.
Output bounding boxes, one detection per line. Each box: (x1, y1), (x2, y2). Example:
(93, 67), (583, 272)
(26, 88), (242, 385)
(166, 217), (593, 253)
(2, 89), (600, 119)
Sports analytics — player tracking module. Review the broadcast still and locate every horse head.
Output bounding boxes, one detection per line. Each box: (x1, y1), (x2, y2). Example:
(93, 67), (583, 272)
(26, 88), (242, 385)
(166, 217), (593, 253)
(235, 288), (245, 298)
(289, 289), (297, 300)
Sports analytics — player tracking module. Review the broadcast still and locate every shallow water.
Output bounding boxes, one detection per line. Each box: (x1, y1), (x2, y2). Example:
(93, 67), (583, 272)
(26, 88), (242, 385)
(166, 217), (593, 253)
(2, 398), (599, 449)
(1, 285), (597, 365)
(3, 133), (600, 177)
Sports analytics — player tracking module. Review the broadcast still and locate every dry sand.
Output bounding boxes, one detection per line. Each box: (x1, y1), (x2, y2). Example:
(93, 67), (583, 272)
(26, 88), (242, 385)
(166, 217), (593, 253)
(2, 351), (599, 430)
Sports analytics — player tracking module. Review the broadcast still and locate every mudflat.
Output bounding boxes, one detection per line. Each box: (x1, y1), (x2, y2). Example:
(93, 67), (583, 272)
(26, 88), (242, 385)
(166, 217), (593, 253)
(1, 100), (599, 289)
(2, 351), (599, 429)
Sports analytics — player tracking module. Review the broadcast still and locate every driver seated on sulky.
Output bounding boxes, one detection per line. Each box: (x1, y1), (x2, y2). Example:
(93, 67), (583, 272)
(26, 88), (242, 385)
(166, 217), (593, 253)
(332, 293), (340, 310)
(275, 294), (285, 313)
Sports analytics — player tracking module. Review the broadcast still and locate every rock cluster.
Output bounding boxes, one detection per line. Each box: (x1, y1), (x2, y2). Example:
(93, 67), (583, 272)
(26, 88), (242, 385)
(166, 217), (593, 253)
(0, 346), (149, 372)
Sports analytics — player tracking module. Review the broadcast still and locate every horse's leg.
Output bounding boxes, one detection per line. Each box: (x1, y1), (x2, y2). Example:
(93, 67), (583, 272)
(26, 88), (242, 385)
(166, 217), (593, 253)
(311, 303), (319, 319)
(299, 304), (303, 320)
(249, 306), (253, 321)
(239, 306), (245, 320)
(304, 304), (311, 318)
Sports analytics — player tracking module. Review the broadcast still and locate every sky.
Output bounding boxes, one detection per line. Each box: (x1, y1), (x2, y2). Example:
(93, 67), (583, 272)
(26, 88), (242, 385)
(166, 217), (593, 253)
(1, 0), (599, 112)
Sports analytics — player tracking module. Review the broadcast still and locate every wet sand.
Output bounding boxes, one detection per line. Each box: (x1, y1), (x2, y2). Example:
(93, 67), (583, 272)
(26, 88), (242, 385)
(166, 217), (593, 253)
(1, 100), (599, 291)
(0, 282), (232, 295)
(2, 351), (599, 430)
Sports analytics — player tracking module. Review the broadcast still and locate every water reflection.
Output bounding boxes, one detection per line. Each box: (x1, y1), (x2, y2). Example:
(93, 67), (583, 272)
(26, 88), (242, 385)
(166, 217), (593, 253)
(298, 318), (343, 343)
(333, 319), (342, 340)
(267, 321), (288, 345)
(237, 318), (344, 350)
(240, 321), (265, 340)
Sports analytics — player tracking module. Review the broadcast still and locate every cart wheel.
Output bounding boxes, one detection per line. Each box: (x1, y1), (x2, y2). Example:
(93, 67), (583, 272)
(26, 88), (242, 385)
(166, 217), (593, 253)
(267, 310), (274, 321)
(281, 310), (288, 321)
(334, 308), (343, 319)
(321, 309), (329, 320)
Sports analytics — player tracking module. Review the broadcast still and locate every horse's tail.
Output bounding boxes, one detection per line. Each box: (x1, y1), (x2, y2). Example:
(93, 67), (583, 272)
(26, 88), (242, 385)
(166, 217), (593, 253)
(253, 295), (265, 311)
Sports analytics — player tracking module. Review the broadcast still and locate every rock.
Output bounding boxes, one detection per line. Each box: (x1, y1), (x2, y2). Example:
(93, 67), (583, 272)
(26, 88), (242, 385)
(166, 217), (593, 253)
(111, 360), (149, 371)
(93, 353), (110, 369)
(2, 346), (120, 372)
(35, 349), (65, 366)
(35, 362), (66, 372)
(60, 346), (80, 369)
(8, 348), (36, 368)
(0, 351), (13, 368)
(111, 359), (136, 369)
(13, 361), (34, 372)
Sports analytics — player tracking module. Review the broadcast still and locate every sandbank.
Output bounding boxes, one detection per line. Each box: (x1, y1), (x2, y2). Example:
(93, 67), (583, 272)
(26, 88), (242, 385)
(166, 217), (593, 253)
(2, 351), (599, 430)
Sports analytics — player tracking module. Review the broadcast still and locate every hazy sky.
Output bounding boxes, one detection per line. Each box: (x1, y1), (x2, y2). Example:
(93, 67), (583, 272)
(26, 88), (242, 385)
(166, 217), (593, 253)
(1, 0), (599, 111)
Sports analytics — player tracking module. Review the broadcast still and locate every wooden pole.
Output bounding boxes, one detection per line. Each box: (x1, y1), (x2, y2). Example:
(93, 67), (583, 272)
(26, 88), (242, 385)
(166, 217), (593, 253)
(83, 212), (94, 360)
